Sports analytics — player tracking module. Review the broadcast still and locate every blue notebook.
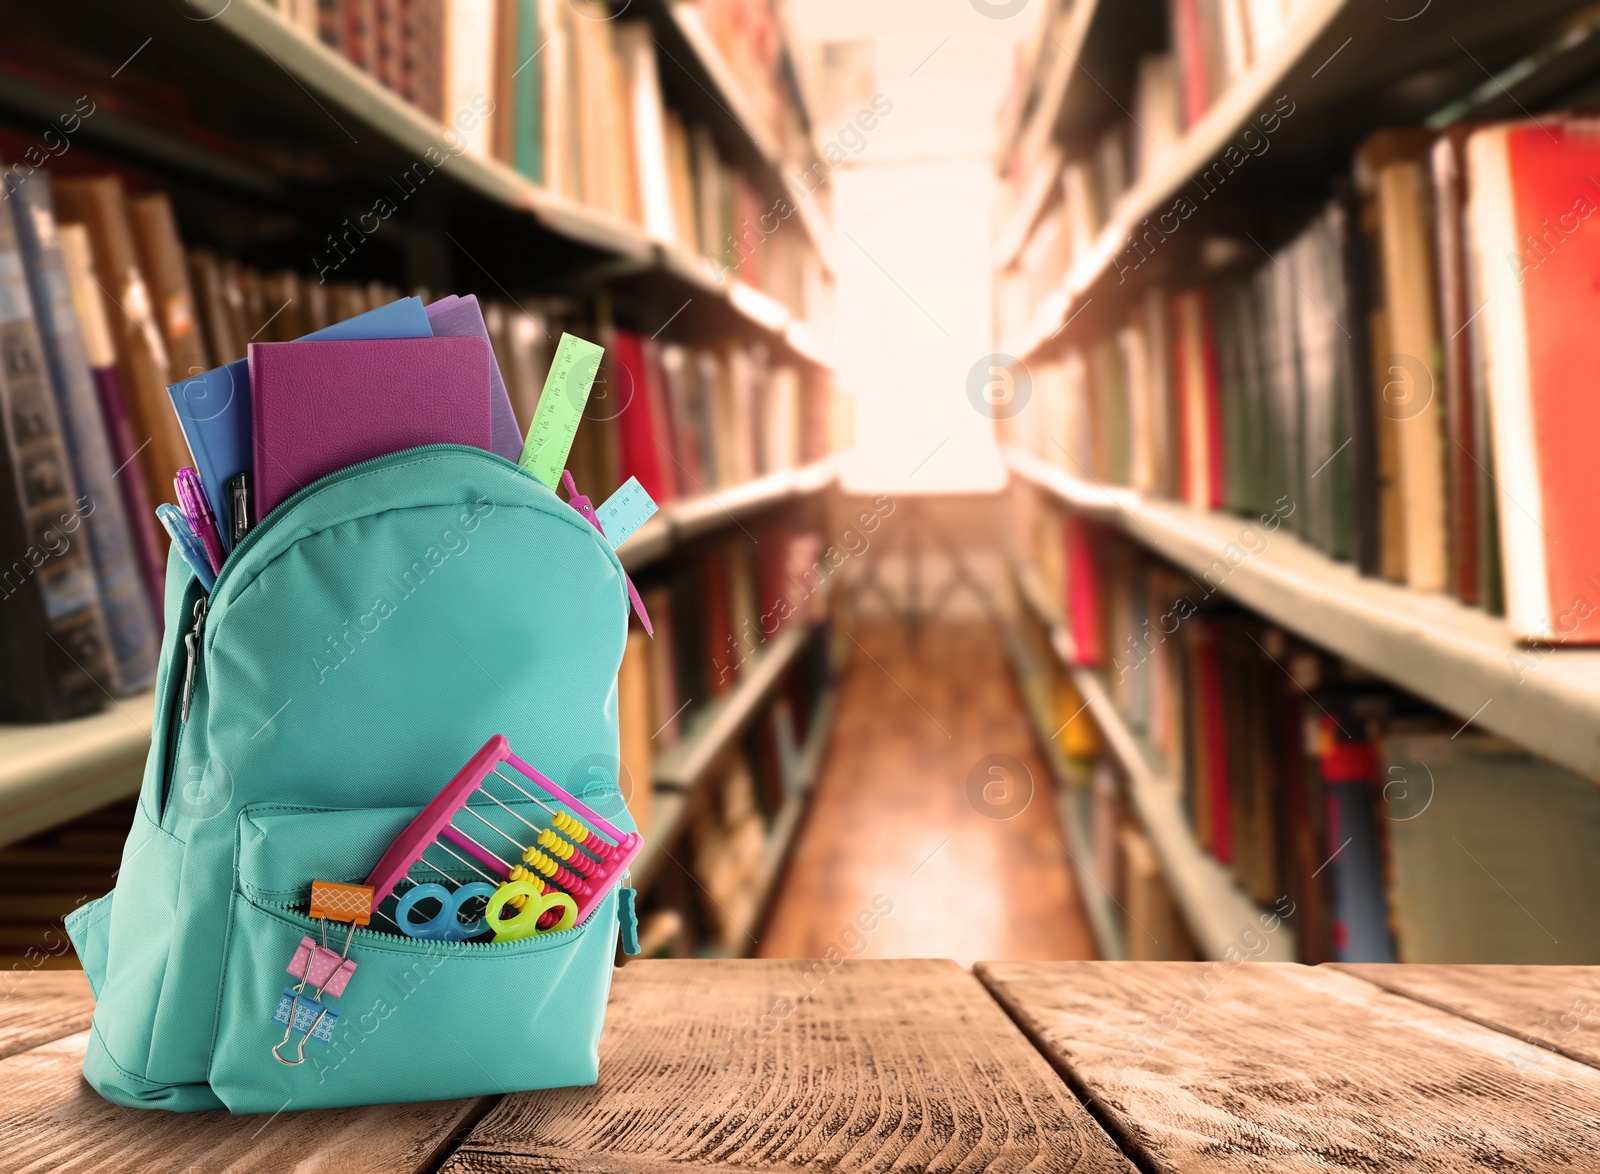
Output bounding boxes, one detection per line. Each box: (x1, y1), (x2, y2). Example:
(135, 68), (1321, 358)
(167, 297), (433, 549)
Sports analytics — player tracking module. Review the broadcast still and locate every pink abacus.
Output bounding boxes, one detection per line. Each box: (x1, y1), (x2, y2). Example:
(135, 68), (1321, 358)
(365, 734), (641, 937)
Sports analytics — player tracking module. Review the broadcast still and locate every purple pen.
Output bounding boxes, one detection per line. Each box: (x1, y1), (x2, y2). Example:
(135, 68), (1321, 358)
(175, 467), (227, 576)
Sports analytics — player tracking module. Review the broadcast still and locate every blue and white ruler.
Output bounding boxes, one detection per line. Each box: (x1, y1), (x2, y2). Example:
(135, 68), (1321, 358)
(596, 476), (658, 549)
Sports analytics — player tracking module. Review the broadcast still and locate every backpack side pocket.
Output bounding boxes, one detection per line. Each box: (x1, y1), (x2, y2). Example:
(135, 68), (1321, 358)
(79, 808), (223, 1110)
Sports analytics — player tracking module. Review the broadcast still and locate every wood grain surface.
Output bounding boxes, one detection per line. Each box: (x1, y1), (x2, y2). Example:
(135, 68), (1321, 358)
(0, 973), (492, 1173)
(441, 958), (1136, 1172)
(1337, 963), (1600, 1071)
(978, 960), (1600, 1172)
(0, 970), (94, 1061)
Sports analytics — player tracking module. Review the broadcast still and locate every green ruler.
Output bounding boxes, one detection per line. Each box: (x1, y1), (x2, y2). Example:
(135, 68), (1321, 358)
(518, 332), (604, 487)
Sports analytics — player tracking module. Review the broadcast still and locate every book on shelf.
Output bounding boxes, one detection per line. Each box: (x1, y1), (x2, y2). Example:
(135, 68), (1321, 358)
(10, 174), (160, 694)
(1467, 119), (1600, 643)
(1311, 701), (1394, 965)
(1012, 493), (1600, 964)
(618, 627), (655, 834)
(998, 24), (1600, 613)
(1356, 129), (1447, 592)
(0, 154), (837, 730)
(690, 754), (768, 950)
(1381, 728), (1600, 963)
(128, 193), (211, 392)
(277, 0), (821, 318)
(1119, 823), (1199, 962)
(0, 183), (119, 720)
(1001, 111), (1600, 643)
(57, 224), (168, 617)
(52, 176), (191, 525)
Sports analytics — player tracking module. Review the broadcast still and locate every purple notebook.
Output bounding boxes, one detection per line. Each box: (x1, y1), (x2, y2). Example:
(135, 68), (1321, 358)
(249, 336), (493, 517)
(426, 294), (522, 462)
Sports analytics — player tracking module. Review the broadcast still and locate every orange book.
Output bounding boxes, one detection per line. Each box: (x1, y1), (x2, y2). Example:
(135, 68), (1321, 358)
(1172, 291), (1223, 509)
(1469, 121), (1600, 642)
(53, 177), (188, 513)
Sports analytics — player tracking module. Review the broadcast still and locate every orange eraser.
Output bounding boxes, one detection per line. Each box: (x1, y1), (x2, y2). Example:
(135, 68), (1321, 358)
(309, 879), (374, 925)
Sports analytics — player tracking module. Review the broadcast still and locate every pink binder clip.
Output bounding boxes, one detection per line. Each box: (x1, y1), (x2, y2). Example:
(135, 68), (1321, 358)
(286, 936), (357, 998)
(366, 735), (643, 940)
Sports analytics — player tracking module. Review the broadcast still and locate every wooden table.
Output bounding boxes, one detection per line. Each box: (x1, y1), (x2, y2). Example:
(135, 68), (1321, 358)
(4, 958), (1598, 1171)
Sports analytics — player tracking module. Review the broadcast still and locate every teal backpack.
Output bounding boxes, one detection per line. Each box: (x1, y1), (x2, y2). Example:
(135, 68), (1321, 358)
(65, 445), (636, 1112)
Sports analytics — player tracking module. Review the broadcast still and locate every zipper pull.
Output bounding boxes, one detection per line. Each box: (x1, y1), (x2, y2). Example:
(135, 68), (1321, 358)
(618, 872), (640, 956)
(180, 596), (208, 724)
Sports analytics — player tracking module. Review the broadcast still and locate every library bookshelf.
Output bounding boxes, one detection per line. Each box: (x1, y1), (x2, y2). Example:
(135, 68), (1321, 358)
(996, 0), (1581, 364)
(1005, 546), (1296, 962)
(992, 0), (1600, 965)
(0, 0), (846, 959)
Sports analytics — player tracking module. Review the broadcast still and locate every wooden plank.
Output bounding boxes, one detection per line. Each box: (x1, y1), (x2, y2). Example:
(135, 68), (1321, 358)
(1337, 963), (1600, 1072)
(441, 958), (1136, 1172)
(0, 971), (93, 1062)
(978, 960), (1600, 1172)
(0, 1027), (491, 1173)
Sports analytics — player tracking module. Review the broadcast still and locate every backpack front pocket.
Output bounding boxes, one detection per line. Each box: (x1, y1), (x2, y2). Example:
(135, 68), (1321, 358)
(208, 804), (619, 1113)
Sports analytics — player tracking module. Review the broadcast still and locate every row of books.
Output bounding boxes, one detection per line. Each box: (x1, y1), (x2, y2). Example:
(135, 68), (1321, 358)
(558, 321), (836, 512)
(1002, 569), (1194, 961)
(1006, 115), (1600, 643)
(1017, 505), (1600, 964)
(996, 0), (1316, 311)
(0, 159), (842, 723)
(1082, 760), (1201, 962)
(271, 0), (817, 315)
(632, 528), (829, 744)
(1167, 0), (1314, 129)
(621, 556), (837, 953)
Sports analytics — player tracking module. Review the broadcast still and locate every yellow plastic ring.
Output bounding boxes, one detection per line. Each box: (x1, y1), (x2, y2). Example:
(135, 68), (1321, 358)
(485, 881), (577, 940)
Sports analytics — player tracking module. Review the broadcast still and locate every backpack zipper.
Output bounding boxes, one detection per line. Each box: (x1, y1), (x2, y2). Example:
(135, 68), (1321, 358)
(160, 444), (627, 826)
(206, 445), (533, 603)
(256, 894), (591, 952)
(179, 596), (208, 724)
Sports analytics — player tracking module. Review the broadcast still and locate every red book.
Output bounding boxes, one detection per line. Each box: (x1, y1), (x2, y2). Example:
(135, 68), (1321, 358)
(1064, 515), (1103, 666)
(1469, 121), (1600, 641)
(640, 340), (679, 501)
(1170, 0), (1209, 130)
(703, 549), (734, 695)
(612, 331), (670, 504)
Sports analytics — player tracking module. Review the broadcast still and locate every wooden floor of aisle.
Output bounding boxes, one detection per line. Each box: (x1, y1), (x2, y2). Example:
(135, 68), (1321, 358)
(760, 621), (1098, 965)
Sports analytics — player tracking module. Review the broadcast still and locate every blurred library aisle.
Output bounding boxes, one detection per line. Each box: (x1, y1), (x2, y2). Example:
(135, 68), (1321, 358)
(759, 620), (1097, 966)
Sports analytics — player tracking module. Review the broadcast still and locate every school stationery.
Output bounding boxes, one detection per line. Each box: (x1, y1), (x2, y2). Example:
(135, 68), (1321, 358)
(518, 332), (604, 487)
(426, 294), (523, 462)
(225, 472), (252, 546)
(154, 503), (217, 591)
(166, 296), (433, 547)
(595, 476), (658, 549)
(249, 336), (494, 517)
(174, 468), (226, 575)
(365, 734), (642, 942)
(271, 880), (368, 1066)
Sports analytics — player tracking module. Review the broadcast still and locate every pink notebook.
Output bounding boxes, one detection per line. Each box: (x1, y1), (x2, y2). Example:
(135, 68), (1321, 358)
(249, 336), (494, 517)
